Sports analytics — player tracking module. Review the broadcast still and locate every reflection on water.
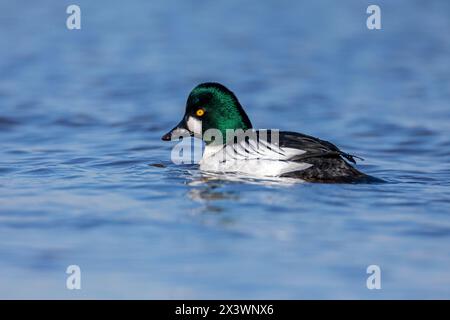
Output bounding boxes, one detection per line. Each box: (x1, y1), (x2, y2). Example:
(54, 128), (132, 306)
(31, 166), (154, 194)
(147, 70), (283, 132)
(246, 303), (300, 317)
(1, 0), (450, 298)
(187, 171), (301, 188)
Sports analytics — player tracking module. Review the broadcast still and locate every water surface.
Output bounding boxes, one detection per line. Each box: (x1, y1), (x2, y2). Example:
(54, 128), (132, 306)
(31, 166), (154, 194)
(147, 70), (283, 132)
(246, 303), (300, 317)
(0, 0), (450, 298)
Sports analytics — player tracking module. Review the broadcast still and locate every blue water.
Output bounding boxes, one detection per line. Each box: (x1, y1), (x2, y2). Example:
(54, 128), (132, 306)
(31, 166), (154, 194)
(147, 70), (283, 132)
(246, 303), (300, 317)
(1, 0), (450, 299)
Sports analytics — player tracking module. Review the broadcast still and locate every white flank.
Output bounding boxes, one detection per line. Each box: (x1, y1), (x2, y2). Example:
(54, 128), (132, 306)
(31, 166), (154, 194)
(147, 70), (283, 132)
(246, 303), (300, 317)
(199, 140), (312, 177)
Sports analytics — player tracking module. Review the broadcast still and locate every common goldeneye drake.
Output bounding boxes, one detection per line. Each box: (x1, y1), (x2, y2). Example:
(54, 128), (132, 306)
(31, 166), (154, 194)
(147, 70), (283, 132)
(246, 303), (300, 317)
(162, 82), (378, 183)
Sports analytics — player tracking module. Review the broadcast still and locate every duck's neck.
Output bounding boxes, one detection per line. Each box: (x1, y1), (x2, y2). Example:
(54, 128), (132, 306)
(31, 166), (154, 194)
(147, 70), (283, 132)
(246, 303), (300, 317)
(204, 123), (253, 146)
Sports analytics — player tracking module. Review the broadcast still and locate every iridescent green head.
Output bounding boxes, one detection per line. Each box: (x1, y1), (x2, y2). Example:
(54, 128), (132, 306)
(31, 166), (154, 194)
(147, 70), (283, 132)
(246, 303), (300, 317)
(162, 83), (252, 143)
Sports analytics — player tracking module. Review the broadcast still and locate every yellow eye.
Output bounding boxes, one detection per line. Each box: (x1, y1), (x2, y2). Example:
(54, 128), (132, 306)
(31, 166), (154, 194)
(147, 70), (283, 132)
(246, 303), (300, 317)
(196, 109), (205, 117)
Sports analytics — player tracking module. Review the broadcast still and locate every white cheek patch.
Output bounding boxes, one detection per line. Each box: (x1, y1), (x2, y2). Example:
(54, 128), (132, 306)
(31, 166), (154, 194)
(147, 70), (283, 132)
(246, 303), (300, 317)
(186, 116), (202, 136)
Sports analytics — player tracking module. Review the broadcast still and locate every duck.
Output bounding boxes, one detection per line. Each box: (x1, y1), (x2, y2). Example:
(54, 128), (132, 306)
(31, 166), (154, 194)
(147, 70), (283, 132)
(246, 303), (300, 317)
(162, 82), (378, 183)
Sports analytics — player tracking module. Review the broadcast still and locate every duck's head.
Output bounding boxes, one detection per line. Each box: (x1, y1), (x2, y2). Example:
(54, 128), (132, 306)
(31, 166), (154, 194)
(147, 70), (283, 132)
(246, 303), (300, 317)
(161, 82), (252, 143)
